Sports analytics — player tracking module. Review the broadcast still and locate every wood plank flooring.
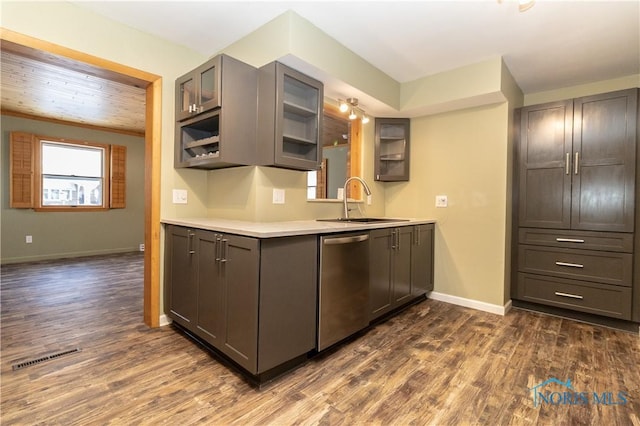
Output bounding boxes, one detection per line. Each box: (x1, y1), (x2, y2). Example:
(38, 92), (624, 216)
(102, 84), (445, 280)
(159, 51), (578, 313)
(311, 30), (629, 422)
(1, 253), (639, 425)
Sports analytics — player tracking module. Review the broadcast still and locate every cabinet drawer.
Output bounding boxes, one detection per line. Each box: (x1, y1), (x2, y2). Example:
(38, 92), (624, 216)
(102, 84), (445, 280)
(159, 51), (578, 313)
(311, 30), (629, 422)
(517, 273), (631, 320)
(518, 245), (632, 287)
(519, 228), (633, 252)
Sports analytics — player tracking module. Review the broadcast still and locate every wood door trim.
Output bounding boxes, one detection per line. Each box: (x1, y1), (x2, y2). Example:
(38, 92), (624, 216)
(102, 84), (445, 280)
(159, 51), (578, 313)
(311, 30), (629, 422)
(1, 28), (162, 328)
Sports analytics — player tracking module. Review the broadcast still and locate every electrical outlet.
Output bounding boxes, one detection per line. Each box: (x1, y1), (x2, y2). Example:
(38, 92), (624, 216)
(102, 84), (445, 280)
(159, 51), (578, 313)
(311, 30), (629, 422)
(272, 188), (285, 204)
(26, 235), (33, 244)
(139, 243), (145, 252)
(435, 195), (448, 208)
(172, 189), (188, 204)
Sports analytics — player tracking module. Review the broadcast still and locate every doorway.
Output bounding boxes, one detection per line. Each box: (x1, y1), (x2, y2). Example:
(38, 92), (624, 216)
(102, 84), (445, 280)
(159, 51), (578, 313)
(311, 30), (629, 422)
(0, 29), (162, 327)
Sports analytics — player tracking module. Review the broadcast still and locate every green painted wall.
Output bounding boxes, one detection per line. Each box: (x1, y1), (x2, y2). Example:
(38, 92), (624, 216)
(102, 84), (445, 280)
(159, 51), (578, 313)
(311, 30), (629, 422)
(1, 115), (145, 263)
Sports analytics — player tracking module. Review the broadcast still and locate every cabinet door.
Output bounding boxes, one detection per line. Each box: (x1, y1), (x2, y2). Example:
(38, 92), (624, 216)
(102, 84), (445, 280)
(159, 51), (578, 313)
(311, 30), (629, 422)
(411, 224), (435, 295)
(571, 89), (637, 232)
(370, 229), (393, 320)
(195, 231), (224, 346)
(518, 101), (573, 229)
(165, 226), (198, 330)
(375, 118), (410, 181)
(175, 56), (222, 122)
(392, 227), (413, 305)
(220, 235), (260, 373)
(175, 73), (196, 122)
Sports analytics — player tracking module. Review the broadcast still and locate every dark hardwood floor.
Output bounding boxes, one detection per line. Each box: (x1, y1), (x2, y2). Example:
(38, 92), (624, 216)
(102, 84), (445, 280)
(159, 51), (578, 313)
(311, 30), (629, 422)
(1, 253), (639, 425)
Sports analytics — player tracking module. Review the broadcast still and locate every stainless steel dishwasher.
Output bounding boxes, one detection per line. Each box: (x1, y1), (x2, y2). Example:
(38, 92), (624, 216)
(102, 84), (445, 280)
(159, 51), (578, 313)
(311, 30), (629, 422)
(318, 232), (370, 351)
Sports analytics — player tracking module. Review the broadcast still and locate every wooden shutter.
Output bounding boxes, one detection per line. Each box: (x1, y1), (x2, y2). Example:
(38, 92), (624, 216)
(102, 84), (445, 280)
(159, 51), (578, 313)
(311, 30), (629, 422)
(110, 145), (126, 208)
(10, 132), (35, 208)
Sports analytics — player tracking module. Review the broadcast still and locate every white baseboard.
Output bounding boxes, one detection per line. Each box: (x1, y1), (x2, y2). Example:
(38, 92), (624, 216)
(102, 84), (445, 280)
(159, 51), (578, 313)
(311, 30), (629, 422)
(428, 291), (512, 316)
(159, 314), (172, 327)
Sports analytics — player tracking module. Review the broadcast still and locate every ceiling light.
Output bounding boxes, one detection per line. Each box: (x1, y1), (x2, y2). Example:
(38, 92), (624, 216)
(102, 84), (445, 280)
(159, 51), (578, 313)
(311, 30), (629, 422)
(339, 97), (370, 124)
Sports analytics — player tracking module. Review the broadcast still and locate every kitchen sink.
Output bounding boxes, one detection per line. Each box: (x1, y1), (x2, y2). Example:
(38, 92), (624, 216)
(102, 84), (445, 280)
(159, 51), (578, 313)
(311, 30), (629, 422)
(316, 217), (409, 223)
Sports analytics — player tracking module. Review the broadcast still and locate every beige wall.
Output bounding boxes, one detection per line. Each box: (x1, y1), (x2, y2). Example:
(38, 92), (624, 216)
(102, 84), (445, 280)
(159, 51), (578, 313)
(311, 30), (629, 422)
(385, 103), (511, 306)
(1, 115), (145, 263)
(524, 74), (640, 105)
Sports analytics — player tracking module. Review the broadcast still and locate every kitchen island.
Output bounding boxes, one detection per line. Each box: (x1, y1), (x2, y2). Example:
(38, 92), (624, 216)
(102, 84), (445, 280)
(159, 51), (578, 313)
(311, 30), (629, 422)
(161, 217), (435, 385)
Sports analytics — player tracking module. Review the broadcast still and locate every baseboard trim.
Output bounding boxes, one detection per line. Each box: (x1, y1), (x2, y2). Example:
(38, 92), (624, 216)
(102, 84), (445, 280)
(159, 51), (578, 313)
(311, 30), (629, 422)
(428, 291), (512, 316)
(159, 314), (172, 327)
(1, 248), (140, 265)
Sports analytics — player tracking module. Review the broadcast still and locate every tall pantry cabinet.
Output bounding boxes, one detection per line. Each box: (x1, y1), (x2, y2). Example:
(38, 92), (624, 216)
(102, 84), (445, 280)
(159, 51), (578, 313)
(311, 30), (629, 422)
(512, 89), (640, 324)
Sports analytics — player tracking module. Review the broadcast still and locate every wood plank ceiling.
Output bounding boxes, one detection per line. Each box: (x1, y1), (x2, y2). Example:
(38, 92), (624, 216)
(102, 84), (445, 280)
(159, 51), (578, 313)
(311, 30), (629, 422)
(1, 41), (147, 136)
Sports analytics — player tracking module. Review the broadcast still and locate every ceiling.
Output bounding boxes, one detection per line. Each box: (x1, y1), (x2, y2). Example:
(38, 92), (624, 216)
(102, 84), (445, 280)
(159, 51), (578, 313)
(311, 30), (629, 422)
(1, 1), (638, 134)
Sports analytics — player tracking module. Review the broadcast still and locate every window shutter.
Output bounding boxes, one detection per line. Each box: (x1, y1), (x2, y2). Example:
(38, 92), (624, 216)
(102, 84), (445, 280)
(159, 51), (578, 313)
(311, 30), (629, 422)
(10, 132), (35, 208)
(110, 145), (126, 208)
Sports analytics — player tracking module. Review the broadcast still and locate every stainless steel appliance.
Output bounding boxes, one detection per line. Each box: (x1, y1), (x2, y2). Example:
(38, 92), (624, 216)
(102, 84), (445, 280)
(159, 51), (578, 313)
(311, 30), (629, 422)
(318, 232), (370, 351)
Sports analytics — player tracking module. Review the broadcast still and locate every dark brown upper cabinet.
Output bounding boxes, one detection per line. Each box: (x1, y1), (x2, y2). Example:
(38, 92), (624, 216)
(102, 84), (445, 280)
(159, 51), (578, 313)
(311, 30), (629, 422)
(174, 54), (258, 169)
(176, 55), (222, 122)
(374, 118), (410, 181)
(518, 89), (637, 232)
(257, 61), (324, 171)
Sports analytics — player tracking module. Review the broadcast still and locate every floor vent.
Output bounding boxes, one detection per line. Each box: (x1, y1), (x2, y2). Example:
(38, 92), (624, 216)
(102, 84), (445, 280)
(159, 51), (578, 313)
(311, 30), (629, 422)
(11, 348), (82, 371)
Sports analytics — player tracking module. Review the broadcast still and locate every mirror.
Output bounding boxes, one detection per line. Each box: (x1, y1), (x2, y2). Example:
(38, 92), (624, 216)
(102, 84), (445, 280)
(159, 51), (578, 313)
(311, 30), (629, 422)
(307, 103), (362, 200)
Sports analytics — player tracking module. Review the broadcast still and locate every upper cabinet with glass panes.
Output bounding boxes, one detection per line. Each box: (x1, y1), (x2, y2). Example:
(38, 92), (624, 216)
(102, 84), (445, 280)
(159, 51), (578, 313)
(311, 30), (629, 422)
(175, 55), (223, 122)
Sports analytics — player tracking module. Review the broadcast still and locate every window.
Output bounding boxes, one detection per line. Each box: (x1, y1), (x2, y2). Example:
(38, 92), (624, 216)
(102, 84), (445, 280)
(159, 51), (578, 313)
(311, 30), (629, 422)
(9, 132), (126, 211)
(41, 141), (105, 207)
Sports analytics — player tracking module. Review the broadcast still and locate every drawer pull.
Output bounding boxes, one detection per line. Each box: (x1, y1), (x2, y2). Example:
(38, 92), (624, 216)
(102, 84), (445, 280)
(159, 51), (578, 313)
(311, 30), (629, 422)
(555, 261), (584, 268)
(556, 238), (585, 243)
(555, 291), (584, 300)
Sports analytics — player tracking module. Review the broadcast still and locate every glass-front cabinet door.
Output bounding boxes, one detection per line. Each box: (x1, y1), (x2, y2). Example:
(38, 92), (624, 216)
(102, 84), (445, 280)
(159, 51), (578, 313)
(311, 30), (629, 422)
(375, 118), (410, 181)
(175, 56), (222, 121)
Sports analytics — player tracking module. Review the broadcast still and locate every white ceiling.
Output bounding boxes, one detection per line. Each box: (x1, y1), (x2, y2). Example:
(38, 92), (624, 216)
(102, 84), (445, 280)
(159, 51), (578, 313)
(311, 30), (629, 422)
(72, 0), (640, 95)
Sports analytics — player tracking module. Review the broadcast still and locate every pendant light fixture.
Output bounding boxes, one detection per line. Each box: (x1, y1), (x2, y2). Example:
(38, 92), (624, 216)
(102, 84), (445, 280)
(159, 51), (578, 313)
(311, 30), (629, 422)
(337, 98), (370, 124)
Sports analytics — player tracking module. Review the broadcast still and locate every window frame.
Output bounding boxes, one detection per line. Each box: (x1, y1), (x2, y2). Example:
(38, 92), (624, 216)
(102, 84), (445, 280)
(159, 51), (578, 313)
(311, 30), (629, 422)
(36, 138), (110, 211)
(9, 131), (126, 212)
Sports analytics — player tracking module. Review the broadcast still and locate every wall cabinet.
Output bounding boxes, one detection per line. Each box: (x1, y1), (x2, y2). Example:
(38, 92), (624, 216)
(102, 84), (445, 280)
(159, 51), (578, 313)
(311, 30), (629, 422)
(175, 54), (257, 169)
(257, 61), (323, 171)
(164, 225), (317, 377)
(176, 56), (222, 122)
(513, 89), (639, 322)
(370, 226), (420, 321)
(374, 118), (410, 181)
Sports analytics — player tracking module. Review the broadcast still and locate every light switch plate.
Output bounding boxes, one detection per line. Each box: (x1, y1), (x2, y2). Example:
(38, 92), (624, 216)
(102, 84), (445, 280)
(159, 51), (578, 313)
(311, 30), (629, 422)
(272, 188), (285, 204)
(172, 189), (188, 204)
(435, 195), (448, 208)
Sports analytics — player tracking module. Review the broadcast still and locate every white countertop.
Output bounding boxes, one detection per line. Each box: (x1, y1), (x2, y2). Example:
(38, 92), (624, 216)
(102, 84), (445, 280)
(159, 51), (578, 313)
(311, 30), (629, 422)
(161, 217), (436, 238)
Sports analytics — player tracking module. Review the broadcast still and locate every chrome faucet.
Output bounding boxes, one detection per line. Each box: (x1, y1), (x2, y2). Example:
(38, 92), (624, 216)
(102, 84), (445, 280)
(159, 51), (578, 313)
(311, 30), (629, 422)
(343, 176), (372, 219)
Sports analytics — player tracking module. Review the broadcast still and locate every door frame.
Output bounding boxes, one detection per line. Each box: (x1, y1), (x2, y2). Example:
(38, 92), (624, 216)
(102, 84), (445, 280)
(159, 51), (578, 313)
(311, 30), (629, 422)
(1, 28), (162, 327)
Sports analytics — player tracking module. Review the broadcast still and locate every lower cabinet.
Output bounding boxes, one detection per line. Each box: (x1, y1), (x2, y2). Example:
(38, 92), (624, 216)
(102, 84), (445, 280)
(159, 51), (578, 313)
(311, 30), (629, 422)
(164, 225), (317, 376)
(514, 228), (634, 320)
(370, 224), (434, 321)
(411, 224), (435, 296)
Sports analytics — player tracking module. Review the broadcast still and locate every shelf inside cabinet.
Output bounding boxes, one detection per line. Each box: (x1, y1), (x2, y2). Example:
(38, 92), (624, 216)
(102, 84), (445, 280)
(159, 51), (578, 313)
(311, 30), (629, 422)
(283, 101), (317, 117)
(179, 112), (220, 164)
(283, 134), (316, 145)
(380, 153), (405, 161)
(185, 135), (220, 149)
(283, 76), (318, 112)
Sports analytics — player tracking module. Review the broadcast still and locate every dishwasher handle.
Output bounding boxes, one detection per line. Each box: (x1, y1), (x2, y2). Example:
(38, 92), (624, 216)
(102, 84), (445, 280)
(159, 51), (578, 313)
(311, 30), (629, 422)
(323, 234), (369, 245)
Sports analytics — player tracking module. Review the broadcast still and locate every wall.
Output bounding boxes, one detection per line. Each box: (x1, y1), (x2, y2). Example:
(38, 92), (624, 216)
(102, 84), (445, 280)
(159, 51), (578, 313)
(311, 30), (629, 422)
(1, 115), (145, 263)
(385, 103), (511, 308)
